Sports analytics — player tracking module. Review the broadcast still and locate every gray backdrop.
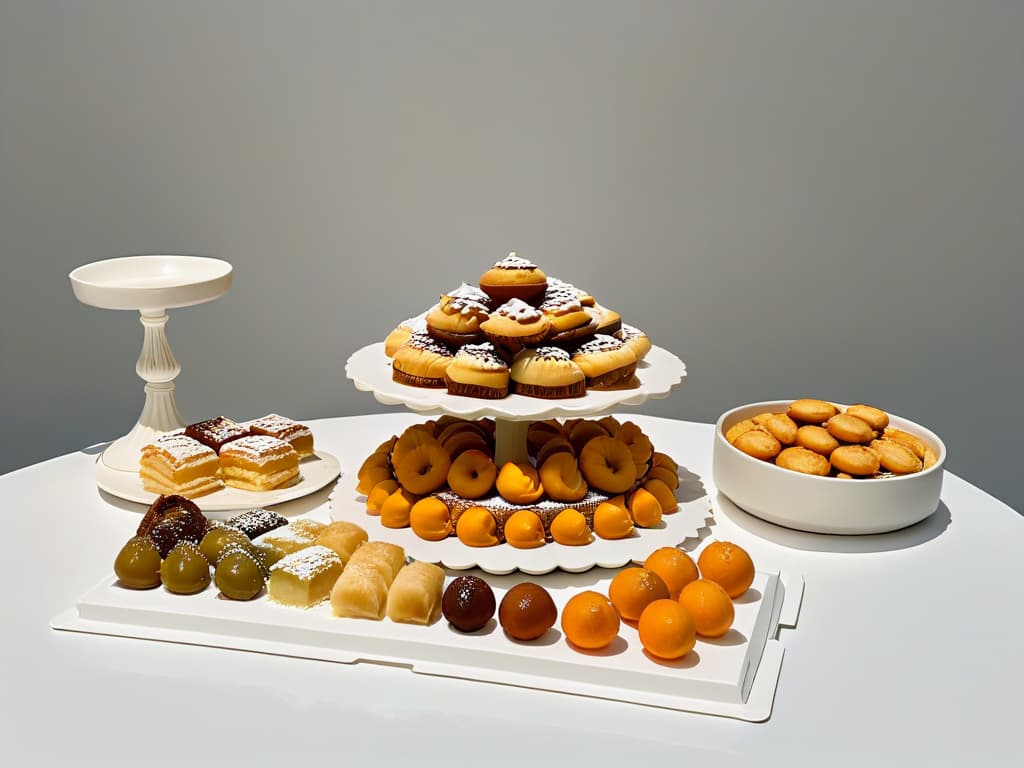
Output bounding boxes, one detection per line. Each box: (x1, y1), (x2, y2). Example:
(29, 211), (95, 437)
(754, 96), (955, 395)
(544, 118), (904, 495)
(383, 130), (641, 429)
(1, 1), (1021, 513)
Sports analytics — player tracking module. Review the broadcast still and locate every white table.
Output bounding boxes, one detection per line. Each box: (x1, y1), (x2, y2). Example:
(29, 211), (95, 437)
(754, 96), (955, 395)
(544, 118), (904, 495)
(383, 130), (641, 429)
(2, 414), (1021, 766)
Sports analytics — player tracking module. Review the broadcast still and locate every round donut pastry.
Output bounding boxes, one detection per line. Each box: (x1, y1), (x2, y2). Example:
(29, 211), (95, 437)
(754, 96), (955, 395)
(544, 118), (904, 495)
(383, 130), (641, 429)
(409, 497), (453, 541)
(495, 461), (545, 504)
(795, 424), (840, 456)
(869, 438), (923, 475)
(733, 428), (782, 461)
(510, 347), (586, 399)
(579, 436), (638, 494)
(526, 420), (565, 457)
(440, 428), (492, 459)
(647, 464), (680, 489)
(534, 436), (574, 467)
(569, 335), (637, 389)
(614, 324), (652, 362)
(391, 332), (455, 388)
(725, 418), (759, 445)
(883, 427), (929, 461)
(390, 424), (438, 469)
(444, 342), (510, 399)
(787, 398), (838, 424)
(643, 478), (678, 513)
(456, 506), (500, 547)
(393, 438), (451, 495)
(830, 444), (881, 476)
(479, 298), (551, 350)
(365, 478), (399, 514)
(588, 303), (623, 335)
(627, 486), (663, 528)
(568, 420), (610, 454)
(753, 412), (799, 445)
(598, 415), (622, 434)
(846, 404), (890, 432)
(384, 308), (432, 357)
(356, 451), (394, 495)
(447, 449), (498, 499)
(775, 446), (831, 476)
(436, 419), (486, 445)
(538, 452), (589, 503)
(826, 413), (876, 444)
(426, 283), (492, 346)
(539, 284), (598, 343)
(380, 487), (419, 529)
(478, 252), (548, 304)
(549, 508), (593, 546)
(504, 510), (546, 549)
(593, 496), (634, 540)
(651, 451), (678, 472)
(616, 421), (654, 466)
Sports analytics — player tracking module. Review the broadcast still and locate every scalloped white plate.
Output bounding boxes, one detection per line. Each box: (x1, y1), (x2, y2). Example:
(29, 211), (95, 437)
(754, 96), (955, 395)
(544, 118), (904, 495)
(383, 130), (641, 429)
(345, 342), (686, 421)
(329, 468), (713, 575)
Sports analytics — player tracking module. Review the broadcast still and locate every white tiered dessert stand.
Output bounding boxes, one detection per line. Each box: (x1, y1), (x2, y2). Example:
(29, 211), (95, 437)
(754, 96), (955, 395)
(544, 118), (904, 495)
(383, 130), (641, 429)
(336, 341), (706, 574)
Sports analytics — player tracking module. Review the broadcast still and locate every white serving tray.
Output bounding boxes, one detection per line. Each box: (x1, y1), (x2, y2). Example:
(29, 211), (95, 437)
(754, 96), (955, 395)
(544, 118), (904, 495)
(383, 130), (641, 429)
(329, 468), (713, 575)
(346, 342), (686, 420)
(95, 451), (342, 516)
(52, 566), (802, 722)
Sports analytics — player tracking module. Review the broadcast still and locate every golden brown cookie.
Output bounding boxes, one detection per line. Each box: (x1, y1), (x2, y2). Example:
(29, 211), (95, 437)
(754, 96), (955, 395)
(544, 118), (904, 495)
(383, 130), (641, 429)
(787, 399), (837, 424)
(725, 418), (759, 445)
(753, 412), (798, 445)
(826, 413), (875, 444)
(795, 425), (840, 456)
(733, 429), (782, 461)
(830, 445), (881, 476)
(869, 438), (922, 475)
(846, 404), (890, 431)
(775, 446), (831, 476)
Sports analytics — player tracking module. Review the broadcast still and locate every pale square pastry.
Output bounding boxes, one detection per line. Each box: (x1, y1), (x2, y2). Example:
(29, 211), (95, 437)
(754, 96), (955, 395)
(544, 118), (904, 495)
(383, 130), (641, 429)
(219, 435), (300, 492)
(255, 519), (325, 556)
(268, 545), (343, 608)
(386, 561), (445, 625)
(139, 433), (223, 498)
(247, 414), (315, 459)
(330, 540), (406, 620)
(315, 521), (368, 564)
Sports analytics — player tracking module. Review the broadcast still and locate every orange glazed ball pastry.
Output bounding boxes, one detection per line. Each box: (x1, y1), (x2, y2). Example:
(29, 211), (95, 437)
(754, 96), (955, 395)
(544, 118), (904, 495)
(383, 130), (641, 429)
(219, 435), (300, 492)
(479, 298), (551, 350)
(550, 508), (593, 546)
(409, 497), (453, 541)
(495, 461), (545, 504)
(447, 449), (498, 499)
(478, 252), (548, 304)
(426, 283), (493, 346)
(247, 414), (314, 459)
(538, 452), (589, 503)
(391, 331), (455, 388)
(593, 496), (634, 540)
(456, 506), (500, 547)
(570, 335), (637, 389)
(444, 342), (510, 399)
(510, 347), (586, 399)
(614, 324), (652, 362)
(504, 510), (546, 549)
(384, 309), (432, 357)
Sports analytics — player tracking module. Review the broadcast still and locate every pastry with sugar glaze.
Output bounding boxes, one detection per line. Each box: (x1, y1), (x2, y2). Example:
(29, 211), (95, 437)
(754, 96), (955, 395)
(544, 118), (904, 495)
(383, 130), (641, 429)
(426, 284), (493, 346)
(219, 435), (300, 492)
(391, 332), (455, 388)
(614, 324), (652, 362)
(478, 252), (548, 304)
(384, 309), (432, 357)
(386, 561), (445, 624)
(139, 433), (223, 498)
(510, 347), (585, 398)
(330, 540), (406, 619)
(226, 507), (289, 539)
(539, 283), (597, 344)
(444, 342), (510, 399)
(247, 414), (314, 459)
(570, 335), (637, 389)
(267, 545), (343, 608)
(184, 416), (251, 452)
(479, 298), (551, 351)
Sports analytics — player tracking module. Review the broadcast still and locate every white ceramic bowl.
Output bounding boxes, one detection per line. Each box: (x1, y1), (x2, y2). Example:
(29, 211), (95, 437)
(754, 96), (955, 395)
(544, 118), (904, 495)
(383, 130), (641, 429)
(713, 400), (946, 535)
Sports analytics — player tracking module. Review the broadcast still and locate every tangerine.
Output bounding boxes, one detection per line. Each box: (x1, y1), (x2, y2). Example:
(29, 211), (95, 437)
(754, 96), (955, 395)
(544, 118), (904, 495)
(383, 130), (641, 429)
(679, 579), (735, 638)
(637, 599), (696, 660)
(643, 547), (699, 600)
(561, 590), (620, 650)
(697, 541), (755, 598)
(608, 567), (669, 621)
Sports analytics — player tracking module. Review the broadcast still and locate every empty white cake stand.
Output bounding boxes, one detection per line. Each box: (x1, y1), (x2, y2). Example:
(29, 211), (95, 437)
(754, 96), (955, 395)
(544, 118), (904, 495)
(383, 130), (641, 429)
(70, 255), (233, 473)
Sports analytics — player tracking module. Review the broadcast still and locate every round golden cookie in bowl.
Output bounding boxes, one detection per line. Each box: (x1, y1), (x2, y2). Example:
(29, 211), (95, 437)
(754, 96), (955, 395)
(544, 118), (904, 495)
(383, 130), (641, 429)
(713, 400), (946, 534)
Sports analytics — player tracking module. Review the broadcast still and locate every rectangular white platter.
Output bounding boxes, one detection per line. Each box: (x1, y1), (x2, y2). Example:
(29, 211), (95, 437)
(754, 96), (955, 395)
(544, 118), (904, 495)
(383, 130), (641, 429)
(53, 568), (802, 722)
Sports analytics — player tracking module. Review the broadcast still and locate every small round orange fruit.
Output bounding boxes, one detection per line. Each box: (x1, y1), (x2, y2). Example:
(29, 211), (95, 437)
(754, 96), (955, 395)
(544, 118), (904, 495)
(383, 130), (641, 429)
(608, 567), (670, 622)
(679, 579), (735, 638)
(592, 496), (634, 540)
(561, 590), (620, 650)
(638, 599), (697, 660)
(697, 541), (755, 598)
(643, 547), (699, 600)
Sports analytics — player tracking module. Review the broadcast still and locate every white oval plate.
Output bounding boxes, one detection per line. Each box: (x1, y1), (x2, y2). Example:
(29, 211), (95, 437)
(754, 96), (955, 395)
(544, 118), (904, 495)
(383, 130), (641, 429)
(345, 342), (686, 421)
(329, 469), (712, 575)
(96, 450), (342, 515)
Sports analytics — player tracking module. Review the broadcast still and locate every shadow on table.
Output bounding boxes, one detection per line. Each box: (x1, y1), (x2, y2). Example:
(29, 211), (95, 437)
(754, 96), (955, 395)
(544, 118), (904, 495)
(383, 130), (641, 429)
(714, 492), (951, 554)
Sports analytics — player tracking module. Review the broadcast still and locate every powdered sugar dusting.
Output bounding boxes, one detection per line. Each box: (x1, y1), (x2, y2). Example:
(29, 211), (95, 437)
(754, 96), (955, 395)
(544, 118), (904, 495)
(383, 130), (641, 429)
(455, 342), (508, 371)
(531, 346), (572, 362)
(247, 414), (312, 441)
(574, 334), (625, 354)
(494, 298), (542, 323)
(615, 324), (646, 342)
(539, 286), (583, 314)
(493, 252), (537, 270)
(406, 331), (455, 357)
(220, 435), (296, 465)
(443, 283), (493, 316)
(269, 545), (340, 580)
(148, 434), (216, 464)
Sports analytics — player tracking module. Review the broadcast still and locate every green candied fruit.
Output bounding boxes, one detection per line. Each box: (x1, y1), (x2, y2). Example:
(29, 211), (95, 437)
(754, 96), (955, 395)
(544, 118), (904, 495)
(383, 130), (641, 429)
(249, 542), (286, 571)
(160, 541), (211, 595)
(114, 536), (162, 589)
(199, 526), (252, 565)
(214, 549), (266, 601)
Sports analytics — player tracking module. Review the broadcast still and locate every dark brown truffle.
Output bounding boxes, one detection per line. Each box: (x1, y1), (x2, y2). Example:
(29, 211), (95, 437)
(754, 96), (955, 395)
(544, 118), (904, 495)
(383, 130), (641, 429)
(498, 582), (557, 641)
(442, 575), (496, 633)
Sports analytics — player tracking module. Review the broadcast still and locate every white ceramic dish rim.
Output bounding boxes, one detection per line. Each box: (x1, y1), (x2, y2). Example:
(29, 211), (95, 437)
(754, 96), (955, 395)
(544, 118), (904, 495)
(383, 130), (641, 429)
(715, 400), (947, 486)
